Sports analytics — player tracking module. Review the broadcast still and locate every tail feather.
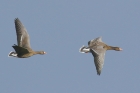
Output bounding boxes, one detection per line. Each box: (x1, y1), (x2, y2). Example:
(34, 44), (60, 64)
(8, 51), (17, 57)
(79, 45), (90, 53)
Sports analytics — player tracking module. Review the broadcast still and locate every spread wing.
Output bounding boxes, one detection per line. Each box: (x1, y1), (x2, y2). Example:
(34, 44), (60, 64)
(12, 45), (29, 56)
(88, 37), (102, 47)
(87, 37), (108, 75)
(15, 18), (31, 49)
(89, 43), (106, 75)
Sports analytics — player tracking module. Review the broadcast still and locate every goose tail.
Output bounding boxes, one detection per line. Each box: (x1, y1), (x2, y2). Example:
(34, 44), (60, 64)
(8, 51), (17, 57)
(79, 45), (90, 53)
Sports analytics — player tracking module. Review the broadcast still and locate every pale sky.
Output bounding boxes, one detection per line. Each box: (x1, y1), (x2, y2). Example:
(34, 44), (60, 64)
(0, 0), (140, 93)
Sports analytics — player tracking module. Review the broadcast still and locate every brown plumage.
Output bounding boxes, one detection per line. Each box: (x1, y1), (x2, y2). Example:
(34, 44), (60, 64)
(79, 37), (122, 75)
(8, 18), (46, 58)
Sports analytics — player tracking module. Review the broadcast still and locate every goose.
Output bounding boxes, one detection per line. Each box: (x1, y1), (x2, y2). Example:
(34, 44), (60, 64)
(79, 37), (122, 75)
(8, 18), (46, 58)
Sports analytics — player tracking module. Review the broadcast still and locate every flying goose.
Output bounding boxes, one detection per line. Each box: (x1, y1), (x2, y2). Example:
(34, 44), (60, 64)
(79, 37), (122, 75)
(8, 18), (46, 58)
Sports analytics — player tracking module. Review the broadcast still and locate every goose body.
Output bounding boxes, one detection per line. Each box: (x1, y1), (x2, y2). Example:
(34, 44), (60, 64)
(8, 18), (46, 58)
(79, 37), (122, 75)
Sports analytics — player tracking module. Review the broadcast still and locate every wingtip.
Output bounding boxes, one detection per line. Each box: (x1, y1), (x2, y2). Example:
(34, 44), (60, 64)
(97, 70), (101, 76)
(97, 73), (101, 76)
(15, 18), (18, 20)
(99, 36), (102, 38)
(14, 18), (20, 22)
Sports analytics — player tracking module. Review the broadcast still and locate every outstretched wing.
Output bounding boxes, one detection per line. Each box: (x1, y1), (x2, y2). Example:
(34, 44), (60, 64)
(15, 18), (31, 49)
(90, 45), (106, 75)
(12, 45), (29, 56)
(88, 37), (102, 47)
